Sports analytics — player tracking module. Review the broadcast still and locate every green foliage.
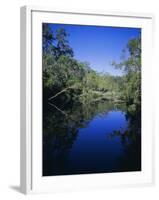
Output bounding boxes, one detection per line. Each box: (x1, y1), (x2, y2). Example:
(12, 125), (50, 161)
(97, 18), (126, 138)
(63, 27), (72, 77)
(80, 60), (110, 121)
(42, 23), (55, 53)
(112, 35), (141, 117)
(43, 24), (73, 59)
(55, 28), (74, 58)
(112, 36), (141, 73)
(42, 24), (141, 116)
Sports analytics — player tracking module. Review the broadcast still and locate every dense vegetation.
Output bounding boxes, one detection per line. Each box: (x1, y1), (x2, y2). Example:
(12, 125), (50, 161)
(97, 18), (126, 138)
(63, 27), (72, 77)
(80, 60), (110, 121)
(43, 24), (141, 175)
(43, 23), (141, 119)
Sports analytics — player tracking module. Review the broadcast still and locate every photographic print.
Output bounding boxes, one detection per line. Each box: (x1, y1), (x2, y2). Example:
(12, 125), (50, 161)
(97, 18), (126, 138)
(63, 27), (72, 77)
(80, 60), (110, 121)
(42, 23), (141, 176)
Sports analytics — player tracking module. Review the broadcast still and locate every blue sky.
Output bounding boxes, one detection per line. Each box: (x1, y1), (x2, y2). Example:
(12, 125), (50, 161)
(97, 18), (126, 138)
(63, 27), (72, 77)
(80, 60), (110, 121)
(48, 23), (141, 76)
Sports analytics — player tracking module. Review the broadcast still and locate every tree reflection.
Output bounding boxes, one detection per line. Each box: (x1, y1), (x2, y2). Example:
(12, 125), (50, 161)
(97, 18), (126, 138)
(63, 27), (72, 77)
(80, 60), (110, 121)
(107, 108), (141, 171)
(43, 100), (125, 175)
(43, 100), (141, 175)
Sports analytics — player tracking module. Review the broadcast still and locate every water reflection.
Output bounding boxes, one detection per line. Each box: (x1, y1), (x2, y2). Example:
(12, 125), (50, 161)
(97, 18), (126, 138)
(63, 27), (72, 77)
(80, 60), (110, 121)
(43, 100), (141, 176)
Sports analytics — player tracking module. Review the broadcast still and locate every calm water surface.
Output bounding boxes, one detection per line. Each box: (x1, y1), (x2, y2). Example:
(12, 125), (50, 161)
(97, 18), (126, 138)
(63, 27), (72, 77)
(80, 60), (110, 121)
(43, 101), (141, 176)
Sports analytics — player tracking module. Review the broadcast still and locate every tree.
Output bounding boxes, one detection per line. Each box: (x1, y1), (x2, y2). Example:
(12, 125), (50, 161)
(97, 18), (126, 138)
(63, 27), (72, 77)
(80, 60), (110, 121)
(112, 36), (141, 74)
(42, 23), (55, 53)
(112, 35), (141, 116)
(55, 28), (74, 58)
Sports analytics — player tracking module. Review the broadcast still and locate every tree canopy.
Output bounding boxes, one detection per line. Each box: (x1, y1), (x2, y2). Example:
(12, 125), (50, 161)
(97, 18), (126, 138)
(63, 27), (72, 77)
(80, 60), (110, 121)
(42, 23), (141, 119)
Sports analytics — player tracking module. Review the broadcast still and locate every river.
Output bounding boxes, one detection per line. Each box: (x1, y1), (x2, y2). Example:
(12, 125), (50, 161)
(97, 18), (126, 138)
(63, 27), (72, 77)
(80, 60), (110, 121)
(43, 100), (141, 176)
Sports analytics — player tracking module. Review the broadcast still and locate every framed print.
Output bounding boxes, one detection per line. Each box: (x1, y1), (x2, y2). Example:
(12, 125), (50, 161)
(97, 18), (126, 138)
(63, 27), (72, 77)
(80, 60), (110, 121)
(20, 6), (154, 194)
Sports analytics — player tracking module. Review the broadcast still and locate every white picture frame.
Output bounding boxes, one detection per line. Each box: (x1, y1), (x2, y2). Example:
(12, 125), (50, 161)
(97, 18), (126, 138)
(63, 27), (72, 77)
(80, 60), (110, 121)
(20, 5), (154, 194)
